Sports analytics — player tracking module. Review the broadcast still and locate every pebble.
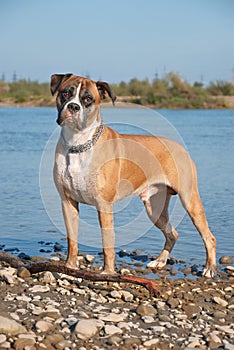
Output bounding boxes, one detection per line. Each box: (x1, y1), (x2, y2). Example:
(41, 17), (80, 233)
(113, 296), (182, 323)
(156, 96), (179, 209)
(35, 320), (53, 332)
(187, 340), (201, 348)
(136, 303), (157, 316)
(213, 310), (227, 319)
(213, 296), (228, 307)
(226, 266), (234, 272)
(106, 335), (122, 346)
(216, 325), (234, 335)
(0, 334), (7, 344)
(208, 331), (222, 348)
(224, 342), (234, 350)
(104, 324), (122, 335)
(143, 338), (159, 347)
(85, 254), (95, 263)
(98, 312), (127, 323)
(120, 290), (134, 302)
(0, 250), (234, 349)
(0, 341), (11, 348)
(65, 317), (78, 326)
(16, 294), (31, 302)
(124, 338), (141, 346)
(75, 319), (103, 340)
(14, 337), (36, 350)
(53, 243), (63, 252)
(159, 314), (171, 322)
(39, 271), (56, 284)
(110, 290), (122, 299)
(29, 285), (50, 293)
(150, 326), (166, 333)
(17, 267), (31, 278)
(0, 316), (27, 335)
(182, 267), (191, 275)
(142, 315), (155, 323)
(167, 297), (180, 308)
(0, 269), (17, 284)
(55, 339), (72, 349)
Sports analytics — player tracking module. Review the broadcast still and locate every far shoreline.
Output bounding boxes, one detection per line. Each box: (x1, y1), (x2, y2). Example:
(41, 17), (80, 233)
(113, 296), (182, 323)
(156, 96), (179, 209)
(0, 96), (234, 109)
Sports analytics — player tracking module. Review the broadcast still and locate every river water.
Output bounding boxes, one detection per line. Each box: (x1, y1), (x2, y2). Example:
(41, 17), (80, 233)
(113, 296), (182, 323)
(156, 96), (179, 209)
(0, 106), (233, 269)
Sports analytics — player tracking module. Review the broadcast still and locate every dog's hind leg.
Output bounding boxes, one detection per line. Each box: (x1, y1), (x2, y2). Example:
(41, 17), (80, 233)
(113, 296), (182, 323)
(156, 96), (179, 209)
(179, 183), (216, 278)
(143, 186), (179, 270)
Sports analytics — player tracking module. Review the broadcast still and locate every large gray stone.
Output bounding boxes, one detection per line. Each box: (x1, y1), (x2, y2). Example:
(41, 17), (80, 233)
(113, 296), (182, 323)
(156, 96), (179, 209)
(74, 319), (103, 340)
(0, 316), (27, 335)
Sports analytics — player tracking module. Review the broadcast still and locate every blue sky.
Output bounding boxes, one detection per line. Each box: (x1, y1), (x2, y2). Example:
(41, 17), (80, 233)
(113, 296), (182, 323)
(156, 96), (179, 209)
(1, 0), (234, 85)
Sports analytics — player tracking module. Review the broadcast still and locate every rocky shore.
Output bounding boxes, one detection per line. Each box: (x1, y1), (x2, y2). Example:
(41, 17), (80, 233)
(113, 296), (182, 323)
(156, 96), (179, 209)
(0, 251), (233, 350)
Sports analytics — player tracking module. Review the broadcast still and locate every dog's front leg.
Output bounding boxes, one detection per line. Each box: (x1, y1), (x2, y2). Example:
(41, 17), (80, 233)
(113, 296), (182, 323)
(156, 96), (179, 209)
(98, 209), (116, 274)
(62, 199), (79, 268)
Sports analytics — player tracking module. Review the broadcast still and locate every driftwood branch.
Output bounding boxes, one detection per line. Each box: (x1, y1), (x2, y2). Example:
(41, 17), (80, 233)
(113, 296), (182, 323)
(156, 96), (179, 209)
(0, 252), (158, 296)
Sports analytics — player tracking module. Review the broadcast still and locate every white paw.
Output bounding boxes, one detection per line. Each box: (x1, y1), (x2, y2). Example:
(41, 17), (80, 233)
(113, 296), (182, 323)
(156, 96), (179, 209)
(202, 266), (216, 278)
(147, 259), (166, 269)
(65, 261), (79, 270)
(101, 269), (117, 275)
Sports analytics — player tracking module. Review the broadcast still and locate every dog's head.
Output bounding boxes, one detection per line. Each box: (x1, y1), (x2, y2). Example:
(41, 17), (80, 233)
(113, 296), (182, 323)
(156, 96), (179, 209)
(50, 73), (116, 130)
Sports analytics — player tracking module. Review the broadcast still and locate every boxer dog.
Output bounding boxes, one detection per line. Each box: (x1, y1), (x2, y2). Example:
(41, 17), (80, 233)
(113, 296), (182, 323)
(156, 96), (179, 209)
(50, 73), (216, 277)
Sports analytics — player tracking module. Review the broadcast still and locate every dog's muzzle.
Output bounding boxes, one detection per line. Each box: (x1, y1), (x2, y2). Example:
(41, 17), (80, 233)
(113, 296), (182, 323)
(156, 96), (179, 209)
(56, 102), (81, 125)
(67, 103), (80, 113)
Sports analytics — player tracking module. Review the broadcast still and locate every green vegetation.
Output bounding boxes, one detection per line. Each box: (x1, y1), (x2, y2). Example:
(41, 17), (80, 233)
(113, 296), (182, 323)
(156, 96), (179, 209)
(0, 73), (234, 108)
(0, 79), (52, 106)
(111, 73), (234, 109)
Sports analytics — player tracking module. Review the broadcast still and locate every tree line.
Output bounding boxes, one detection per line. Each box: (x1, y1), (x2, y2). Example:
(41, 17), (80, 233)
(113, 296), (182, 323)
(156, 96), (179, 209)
(0, 72), (233, 108)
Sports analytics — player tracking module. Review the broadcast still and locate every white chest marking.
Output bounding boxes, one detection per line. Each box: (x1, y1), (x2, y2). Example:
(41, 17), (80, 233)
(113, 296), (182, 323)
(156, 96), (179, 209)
(66, 151), (92, 192)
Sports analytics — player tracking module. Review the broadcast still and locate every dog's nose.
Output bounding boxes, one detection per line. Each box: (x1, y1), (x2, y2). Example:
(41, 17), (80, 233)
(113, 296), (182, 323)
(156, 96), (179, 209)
(67, 103), (80, 112)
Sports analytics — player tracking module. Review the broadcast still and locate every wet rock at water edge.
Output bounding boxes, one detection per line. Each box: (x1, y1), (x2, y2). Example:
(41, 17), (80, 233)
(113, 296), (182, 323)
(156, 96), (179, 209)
(182, 267), (191, 275)
(17, 267), (31, 278)
(17, 252), (31, 260)
(85, 254), (95, 263)
(4, 248), (20, 253)
(219, 256), (234, 265)
(53, 243), (63, 252)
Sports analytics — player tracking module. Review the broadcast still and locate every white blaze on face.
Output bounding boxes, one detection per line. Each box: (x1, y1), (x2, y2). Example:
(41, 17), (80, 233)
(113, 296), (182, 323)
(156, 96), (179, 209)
(73, 82), (82, 106)
(64, 83), (85, 129)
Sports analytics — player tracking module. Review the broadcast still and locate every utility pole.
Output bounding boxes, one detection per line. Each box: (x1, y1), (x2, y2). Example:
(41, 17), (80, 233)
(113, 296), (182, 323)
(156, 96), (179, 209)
(12, 71), (17, 82)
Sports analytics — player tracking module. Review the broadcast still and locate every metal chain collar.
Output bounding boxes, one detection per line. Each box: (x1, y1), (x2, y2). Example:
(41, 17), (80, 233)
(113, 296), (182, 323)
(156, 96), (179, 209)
(68, 122), (104, 154)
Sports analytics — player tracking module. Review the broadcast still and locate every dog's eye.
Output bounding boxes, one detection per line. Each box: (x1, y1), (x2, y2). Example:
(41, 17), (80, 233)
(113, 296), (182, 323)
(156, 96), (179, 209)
(62, 90), (69, 99)
(61, 87), (74, 102)
(84, 96), (92, 104)
(83, 95), (94, 107)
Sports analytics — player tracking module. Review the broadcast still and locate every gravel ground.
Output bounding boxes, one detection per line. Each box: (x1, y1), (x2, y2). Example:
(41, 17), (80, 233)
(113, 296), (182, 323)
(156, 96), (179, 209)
(0, 251), (233, 350)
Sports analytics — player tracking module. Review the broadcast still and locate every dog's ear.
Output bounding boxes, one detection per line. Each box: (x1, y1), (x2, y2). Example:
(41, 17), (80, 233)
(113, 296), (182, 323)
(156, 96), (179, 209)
(96, 81), (116, 105)
(50, 73), (73, 96)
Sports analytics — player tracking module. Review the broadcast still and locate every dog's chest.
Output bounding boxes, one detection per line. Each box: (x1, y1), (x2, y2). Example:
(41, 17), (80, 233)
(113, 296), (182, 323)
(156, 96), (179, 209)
(63, 152), (97, 204)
